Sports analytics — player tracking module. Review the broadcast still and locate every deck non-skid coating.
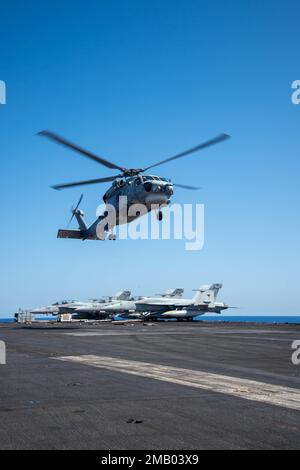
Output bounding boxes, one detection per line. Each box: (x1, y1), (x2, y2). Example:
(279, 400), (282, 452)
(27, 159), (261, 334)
(63, 330), (204, 337)
(54, 355), (300, 412)
(1, 322), (300, 449)
(63, 327), (293, 337)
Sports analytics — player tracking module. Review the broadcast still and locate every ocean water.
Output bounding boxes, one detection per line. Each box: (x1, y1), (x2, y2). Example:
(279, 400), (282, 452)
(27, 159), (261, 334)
(198, 316), (300, 324)
(0, 317), (54, 323)
(1, 316), (300, 324)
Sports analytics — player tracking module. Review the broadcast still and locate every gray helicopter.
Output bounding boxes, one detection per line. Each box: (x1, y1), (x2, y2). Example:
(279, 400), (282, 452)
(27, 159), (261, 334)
(38, 131), (230, 240)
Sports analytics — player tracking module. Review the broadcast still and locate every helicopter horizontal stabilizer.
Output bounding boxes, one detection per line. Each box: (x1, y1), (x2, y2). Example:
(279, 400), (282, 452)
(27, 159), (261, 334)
(57, 229), (84, 239)
(57, 229), (102, 240)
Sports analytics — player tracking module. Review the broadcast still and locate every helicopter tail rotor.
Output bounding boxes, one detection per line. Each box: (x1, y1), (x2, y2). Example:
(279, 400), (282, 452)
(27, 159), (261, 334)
(68, 194), (83, 227)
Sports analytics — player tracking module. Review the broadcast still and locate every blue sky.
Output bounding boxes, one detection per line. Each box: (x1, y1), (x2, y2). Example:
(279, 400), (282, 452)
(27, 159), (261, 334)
(0, 0), (299, 316)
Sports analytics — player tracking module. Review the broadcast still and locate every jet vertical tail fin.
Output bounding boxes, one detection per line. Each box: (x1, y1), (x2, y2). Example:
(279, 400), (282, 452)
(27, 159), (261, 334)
(115, 290), (131, 301)
(192, 284), (222, 306)
(161, 288), (184, 298)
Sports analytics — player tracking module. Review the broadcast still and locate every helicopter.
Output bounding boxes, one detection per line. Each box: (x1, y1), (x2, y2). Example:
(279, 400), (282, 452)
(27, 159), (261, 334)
(38, 130), (230, 240)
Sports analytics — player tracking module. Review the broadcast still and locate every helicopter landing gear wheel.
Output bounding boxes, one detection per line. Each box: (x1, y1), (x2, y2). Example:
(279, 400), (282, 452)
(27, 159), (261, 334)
(156, 209), (163, 221)
(108, 230), (116, 240)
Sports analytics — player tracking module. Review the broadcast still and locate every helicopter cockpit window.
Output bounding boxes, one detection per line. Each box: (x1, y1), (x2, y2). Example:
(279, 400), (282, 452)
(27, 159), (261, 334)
(142, 176), (153, 181)
(136, 178), (142, 185)
(113, 179), (126, 189)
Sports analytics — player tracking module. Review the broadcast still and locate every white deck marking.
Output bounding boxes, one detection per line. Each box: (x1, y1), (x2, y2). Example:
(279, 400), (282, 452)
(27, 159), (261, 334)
(63, 328), (293, 337)
(54, 355), (300, 411)
(63, 330), (199, 337)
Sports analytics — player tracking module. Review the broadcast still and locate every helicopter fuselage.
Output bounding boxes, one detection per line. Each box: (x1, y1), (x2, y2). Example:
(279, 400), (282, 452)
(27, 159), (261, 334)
(102, 174), (174, 225)
(58, 174), (175, 240)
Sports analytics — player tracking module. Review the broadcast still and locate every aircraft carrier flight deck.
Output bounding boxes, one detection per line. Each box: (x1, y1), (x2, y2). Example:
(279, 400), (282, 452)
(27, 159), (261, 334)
(1, 321), (300, 450)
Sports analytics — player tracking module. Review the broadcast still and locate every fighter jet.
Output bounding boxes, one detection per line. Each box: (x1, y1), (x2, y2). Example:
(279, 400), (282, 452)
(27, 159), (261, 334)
(30, 300), (83, 315)
(133, 284), (229, 321)
(158, 285), (229, 321)
(30, 291), (131, 316)
(72, 288), (184, 318)
(70, 290), (133, 319)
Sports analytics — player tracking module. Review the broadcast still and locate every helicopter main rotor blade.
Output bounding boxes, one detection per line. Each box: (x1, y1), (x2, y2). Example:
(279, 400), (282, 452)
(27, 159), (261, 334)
(52, 176), (118, 190)
(38, 130), (124, 171)
(173, 183), (202, 190)
(143, 133), (230, 172)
